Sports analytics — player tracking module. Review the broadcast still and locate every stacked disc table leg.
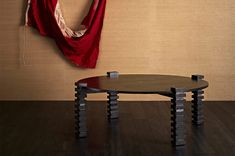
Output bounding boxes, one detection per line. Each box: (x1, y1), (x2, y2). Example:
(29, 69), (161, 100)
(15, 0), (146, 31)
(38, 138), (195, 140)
(170, 88), (186, 146)
(107, 91), (119, 120)
(191, 75), (205, 125)
(75, 83), (87, 138)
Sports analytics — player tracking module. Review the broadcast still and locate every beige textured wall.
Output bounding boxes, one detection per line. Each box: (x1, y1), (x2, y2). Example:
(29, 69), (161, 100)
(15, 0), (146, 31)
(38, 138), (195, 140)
(0, 0), (235, 101)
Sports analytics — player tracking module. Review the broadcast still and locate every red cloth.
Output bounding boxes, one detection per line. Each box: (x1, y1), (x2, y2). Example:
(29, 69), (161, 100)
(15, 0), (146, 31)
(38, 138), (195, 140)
(26, 0), (106, 68)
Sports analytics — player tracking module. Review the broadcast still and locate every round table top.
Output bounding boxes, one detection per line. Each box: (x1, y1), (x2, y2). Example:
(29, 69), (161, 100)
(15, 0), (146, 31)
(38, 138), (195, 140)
(77, 74), (209, 95)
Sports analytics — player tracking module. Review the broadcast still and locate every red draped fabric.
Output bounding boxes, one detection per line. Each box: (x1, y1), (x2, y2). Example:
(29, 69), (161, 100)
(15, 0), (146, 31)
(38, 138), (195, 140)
(26, 0), (106, 68)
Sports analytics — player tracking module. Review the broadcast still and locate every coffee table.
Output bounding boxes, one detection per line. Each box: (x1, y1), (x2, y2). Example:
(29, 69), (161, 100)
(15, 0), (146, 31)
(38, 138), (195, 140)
(74, 72), (209, 146)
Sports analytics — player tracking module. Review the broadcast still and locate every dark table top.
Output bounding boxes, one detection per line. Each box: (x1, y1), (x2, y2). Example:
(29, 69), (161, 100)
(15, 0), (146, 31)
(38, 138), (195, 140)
(77, 74), (209, 95)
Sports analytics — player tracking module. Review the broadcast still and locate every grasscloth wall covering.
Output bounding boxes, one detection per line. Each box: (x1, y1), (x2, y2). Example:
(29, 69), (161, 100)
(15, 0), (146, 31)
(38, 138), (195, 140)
(0, 0), (234, 100)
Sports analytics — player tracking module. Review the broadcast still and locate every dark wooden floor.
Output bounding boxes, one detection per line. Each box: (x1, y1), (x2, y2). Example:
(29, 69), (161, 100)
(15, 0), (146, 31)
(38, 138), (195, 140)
(0, 101), (235, 156)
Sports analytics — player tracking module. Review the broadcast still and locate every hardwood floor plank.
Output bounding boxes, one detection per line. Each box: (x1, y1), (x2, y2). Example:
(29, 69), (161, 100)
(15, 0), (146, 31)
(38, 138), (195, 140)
(0, 101), (235, 156)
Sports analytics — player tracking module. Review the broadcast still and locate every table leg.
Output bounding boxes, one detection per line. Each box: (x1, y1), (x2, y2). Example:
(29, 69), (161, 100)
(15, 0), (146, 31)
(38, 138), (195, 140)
(107, 91), (119, 120)
(75, 83), (87, 138)
(192, 90), (204, 125)
(171, 88), (186, 146)
(191, 75), (205, 126)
